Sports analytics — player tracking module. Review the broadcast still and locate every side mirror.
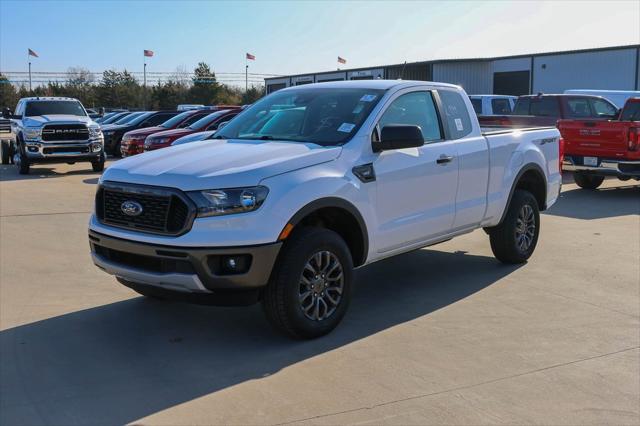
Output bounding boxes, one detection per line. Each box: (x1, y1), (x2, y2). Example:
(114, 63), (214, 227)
(217, 121), (229, 130)
(374, 125), (424, 152)
(3, 108), (13, 119)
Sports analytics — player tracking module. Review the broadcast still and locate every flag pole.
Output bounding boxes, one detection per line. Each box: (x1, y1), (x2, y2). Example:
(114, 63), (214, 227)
(143, 58), (147, 109)
(28, 51), (32, 93)
(245, 55), (248, 92)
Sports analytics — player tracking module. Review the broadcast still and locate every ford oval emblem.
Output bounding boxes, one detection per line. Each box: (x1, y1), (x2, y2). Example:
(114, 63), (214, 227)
(121, 200), (143, 217)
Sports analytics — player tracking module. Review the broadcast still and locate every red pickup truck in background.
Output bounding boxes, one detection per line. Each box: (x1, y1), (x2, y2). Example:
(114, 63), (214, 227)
(478, 94), (619, 128)
(558, 98), (640, 189)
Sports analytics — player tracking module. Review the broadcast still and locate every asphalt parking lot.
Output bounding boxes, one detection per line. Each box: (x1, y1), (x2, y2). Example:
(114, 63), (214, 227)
(0, 161), (638, 425)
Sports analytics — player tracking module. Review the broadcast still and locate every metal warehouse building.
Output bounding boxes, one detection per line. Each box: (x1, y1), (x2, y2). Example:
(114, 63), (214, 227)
(265, 44), (640, 96)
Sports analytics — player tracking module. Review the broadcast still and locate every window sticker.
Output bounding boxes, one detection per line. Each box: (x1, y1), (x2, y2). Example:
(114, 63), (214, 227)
(360, 94), (377, 102)
(337, 122), (356, 133)
(352, 104), (365, 114)
(454, 118), (464, 131)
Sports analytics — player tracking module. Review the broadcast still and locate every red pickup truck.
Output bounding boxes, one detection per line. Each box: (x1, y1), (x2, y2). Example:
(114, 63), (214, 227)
(478, 94), (619, 128)
(558, 98), (640, 189)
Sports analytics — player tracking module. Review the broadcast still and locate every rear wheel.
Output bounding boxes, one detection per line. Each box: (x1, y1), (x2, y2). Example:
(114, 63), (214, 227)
(573, 172), (604, 190)
(262, 227), (353, 339)
(488, 189), (540, 264)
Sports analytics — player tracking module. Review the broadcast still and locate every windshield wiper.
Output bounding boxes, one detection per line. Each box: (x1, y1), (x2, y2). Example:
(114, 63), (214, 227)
(258, 135), (274, 140)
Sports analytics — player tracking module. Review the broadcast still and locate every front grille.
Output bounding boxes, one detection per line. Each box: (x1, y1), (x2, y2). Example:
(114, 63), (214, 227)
(0, 119), (11, 134)
(96, 183), (194, 235)
(94, 245), (195, 274)
(42, 124), (89, 141)
(43, 146), (90, 155)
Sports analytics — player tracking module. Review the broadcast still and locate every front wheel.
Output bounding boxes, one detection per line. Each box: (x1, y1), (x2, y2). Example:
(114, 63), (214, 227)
(15, 145), (30, 175)
(1, 140), (11, 164)
(573, 172), (604, 190)
(262, 227), (353, 339)
(488, 189), (540, 264)
(92, 154), (105, 172)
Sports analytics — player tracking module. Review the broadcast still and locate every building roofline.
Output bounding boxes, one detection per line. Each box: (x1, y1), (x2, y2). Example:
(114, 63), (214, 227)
(266, 44), (640, 82)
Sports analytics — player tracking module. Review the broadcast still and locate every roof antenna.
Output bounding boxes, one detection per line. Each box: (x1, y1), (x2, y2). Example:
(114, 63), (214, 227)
(399, 61), (407, 80)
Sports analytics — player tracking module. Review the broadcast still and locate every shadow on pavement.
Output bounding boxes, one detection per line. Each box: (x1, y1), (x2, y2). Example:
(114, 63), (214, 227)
(0, 249), (519, 425)
(0, 164), (105, 182)
(544, 183), (639, 220)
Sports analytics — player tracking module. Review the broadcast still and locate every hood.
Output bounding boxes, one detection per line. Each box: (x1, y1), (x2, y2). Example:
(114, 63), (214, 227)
(101, 124), (129, 132)
(124, 126), (164, 137)
(147, 128), (193, 140)
(23, 115), (93, 127)
(102, 139), (342, 190)
(172, 131), (216, 146)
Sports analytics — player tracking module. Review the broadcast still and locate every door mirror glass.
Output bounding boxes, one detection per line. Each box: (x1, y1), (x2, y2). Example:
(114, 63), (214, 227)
(2, 108), (12, 119)
(375, 125), (424, 152)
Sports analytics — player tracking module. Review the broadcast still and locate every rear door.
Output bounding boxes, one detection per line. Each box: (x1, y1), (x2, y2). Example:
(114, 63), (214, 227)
(561, 97), (626, 158)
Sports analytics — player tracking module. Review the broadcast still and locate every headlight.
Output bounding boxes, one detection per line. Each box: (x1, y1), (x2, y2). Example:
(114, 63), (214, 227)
(187, 186), (269, 217)
(89, 126), (102, 138)
(23, 128), (42, 141)
(147, 137), (170, 145)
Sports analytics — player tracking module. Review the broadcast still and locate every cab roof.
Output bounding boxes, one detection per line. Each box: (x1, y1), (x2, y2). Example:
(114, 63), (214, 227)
(20, 97), (80, 102)
(280, 79), (461, 91)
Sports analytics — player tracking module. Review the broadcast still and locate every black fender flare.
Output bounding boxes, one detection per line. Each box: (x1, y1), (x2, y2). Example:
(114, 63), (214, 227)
(285, 197), (369, 266)
(496, 163), (547, 225)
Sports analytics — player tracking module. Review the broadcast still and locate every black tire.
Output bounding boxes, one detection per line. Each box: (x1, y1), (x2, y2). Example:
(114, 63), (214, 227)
(262, 227), (353, 339)
(574, 172), (604, 190)
(1, 140), (10, 165)
(15, 142), (30, 175)
(488, 189), (540, 264)
(92, 154), (105, 172)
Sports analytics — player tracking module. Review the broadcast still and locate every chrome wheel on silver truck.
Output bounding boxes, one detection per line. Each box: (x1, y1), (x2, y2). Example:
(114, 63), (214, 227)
(488, 189), (540, 264)
(263, 227), (353, 339)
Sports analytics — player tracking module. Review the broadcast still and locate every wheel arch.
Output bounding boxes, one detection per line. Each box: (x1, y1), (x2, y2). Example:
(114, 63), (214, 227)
(283, 197), (369, 267)
(497, 163), (547, 225)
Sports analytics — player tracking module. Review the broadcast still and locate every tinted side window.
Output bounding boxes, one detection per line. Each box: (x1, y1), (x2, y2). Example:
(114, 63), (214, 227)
(590, 98), (618, 118)
(144, 113), (176, 126)
(529, 98), (560, 117)
(513, 98), (530, 115)
(437, 89), (472, 139)
(470, 98), (482, 114)
(378, 91), (442, 142)
(566, 98), (592, 118)
(620, 102), (640, 121)
(491, 98), (512, 114)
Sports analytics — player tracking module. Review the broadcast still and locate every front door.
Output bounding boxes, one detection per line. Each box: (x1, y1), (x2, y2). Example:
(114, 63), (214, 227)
(373, 90), (458, 254)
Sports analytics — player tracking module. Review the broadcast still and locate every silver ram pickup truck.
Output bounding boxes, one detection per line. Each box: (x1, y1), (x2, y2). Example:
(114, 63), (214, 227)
(3, 97), (104, 174)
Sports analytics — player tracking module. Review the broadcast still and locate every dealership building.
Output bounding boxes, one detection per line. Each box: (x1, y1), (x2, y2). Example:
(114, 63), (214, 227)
(265, 44), (640, 96)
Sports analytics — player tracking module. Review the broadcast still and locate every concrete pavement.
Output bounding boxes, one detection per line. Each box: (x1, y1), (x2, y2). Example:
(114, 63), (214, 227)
(1, 161), (638, 425)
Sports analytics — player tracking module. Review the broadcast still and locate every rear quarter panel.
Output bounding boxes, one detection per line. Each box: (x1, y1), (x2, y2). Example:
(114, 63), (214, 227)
(482, 128), (561, 227)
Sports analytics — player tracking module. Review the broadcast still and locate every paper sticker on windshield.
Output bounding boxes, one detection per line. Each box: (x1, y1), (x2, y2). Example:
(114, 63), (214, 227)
(338, 123), (356, 133)
(360, 94), (377, 102)
(352, 104), (364, 114)
(454, 118), (464, 131)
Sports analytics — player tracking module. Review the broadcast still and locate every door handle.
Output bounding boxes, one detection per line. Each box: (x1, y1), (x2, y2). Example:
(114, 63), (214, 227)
(436, 154), (454, 164)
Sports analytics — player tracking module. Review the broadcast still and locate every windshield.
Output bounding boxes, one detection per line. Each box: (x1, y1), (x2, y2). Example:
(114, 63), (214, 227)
(102, 112), (127, 124)
(214, 87), (385, 145)
(114, 112), (144, 125)
(25, 100), (86, 117)
(127, 112), (154, 125)
(159, 111), (195, 128)
(188, 111), (229, 130)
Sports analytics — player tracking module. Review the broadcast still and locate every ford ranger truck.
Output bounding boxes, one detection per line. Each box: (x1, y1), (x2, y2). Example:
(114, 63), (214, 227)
(4, 97), (104, 174)
(89, 80), (561, 339)
(558, 97), (640, 189)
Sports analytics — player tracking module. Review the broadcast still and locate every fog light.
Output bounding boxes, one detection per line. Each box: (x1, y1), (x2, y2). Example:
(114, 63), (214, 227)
(27, 146), (38, 152)
(207, 254), (252, 275)
(91, 143), (103, 153)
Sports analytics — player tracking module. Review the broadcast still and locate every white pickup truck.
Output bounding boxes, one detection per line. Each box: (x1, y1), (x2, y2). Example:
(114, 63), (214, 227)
(89, 80), (561, 339)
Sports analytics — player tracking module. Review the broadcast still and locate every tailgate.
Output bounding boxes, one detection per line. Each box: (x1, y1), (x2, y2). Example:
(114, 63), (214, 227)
(558, 120), (628, 158)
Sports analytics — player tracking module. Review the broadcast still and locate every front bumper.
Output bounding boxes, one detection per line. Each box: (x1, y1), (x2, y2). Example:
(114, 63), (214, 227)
(89, 230), (282, 294)
(24, 139), (104, 163)
(563, 155), (640, 178)
(120, 139), (145, 157)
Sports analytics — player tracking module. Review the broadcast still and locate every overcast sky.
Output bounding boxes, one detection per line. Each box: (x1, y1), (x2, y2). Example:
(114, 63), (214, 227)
(1, 0), (639, 79)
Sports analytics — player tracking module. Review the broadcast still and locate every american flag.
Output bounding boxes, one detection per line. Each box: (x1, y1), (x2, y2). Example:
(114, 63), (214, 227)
(246, 53), (255, 60)
(28, 48), (39, 58)
(144, 50), (154, 57)
(337, 56), (346, 64)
